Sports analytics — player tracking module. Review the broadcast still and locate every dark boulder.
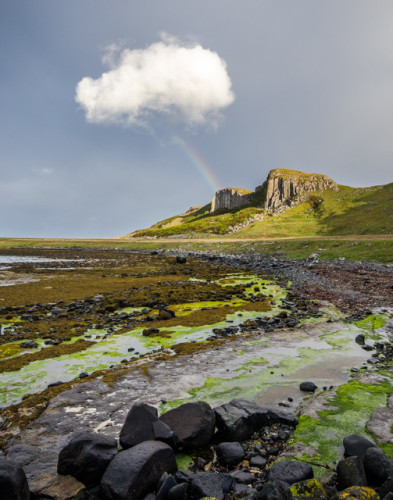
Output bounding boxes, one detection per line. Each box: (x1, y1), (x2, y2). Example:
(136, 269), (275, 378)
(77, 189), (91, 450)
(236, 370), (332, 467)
(159, 402), (215, 449)
(0, 458), (30, 500)
(230, 470), (257, 485)
(254, 480), (288, 500)
(119, 402), (175, 449)
(378, 474), (393, 499)
(57, 432), (118, 489)
(355, 334), (366, 345)
(343, 434), (376, 460)
(299, 382), (318, 393)
(156, 474), (177, 500)
(101, 440), (177, 500)
(176, 256), (187, 264)
(363, 447), (393, 486)
(168, 482), (190, 500)
(216, 442), (245, 466)
(250, 455), (267, 468)
(20, 340), (38, 349)
(189, 471), (233, 500)
(214, 398), (297, 441)
(337, 456), (367, 490)
(268, 460), (313, 485)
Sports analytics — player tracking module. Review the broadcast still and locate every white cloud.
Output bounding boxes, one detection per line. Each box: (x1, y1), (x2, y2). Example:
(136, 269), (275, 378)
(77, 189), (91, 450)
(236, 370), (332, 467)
(75, 35), (235, 127)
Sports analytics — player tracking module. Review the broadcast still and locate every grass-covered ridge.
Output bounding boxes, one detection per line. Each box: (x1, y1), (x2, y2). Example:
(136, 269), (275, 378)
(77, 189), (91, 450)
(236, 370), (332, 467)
(129, 181), (393, 238)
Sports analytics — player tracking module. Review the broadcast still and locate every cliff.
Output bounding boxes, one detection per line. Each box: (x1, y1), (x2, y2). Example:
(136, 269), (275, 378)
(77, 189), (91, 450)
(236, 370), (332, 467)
(258, 169), (338, 212)
(210, 188), (253, 213)
(210, 169), (338, 214)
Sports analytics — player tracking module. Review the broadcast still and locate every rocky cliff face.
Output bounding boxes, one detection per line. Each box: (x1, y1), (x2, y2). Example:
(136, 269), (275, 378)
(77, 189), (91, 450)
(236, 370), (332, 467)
(210, 169), (338, 214)
(210, 188), (253, 213)
(257, 169), (338, 212)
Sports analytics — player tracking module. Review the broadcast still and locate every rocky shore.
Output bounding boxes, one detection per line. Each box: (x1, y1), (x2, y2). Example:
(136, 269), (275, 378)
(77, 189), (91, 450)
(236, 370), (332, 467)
(0, 248), (393, 499)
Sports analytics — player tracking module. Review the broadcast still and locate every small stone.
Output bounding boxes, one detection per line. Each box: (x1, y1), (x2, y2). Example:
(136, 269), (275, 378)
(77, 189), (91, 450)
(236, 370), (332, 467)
(250, 455), (267, 468)
(299, 382), (318, 393)
(269, 460), (313, 485)
(216, 442), (245, 466)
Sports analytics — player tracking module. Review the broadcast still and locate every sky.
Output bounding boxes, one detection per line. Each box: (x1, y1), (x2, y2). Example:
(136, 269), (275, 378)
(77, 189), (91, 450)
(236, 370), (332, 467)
(1, 1), (393, 238)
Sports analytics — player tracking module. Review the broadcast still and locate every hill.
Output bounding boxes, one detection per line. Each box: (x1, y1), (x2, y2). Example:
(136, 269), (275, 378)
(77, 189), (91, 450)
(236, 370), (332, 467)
(126, 169), (393, 238)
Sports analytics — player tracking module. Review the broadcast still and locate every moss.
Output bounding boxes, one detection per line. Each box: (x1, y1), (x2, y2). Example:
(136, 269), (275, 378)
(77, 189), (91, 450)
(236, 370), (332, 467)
(289, 380), (393, 474)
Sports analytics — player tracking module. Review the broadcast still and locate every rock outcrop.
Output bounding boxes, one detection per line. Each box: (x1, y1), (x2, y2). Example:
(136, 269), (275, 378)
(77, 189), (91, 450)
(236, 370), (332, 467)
(210, 188), (253, 213)
(258, 169), (338, 212)
(210, 169), (338, 214)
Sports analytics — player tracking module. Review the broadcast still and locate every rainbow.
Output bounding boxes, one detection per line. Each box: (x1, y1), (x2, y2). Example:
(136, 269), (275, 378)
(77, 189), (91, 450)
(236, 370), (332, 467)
(172, 135), (221, 192)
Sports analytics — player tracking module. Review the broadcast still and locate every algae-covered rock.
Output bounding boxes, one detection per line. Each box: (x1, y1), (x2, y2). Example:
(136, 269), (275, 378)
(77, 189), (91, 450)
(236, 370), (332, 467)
(337, 456), (367, 491)
(334, 486), (380, 500)
(287, 479), (328, 500)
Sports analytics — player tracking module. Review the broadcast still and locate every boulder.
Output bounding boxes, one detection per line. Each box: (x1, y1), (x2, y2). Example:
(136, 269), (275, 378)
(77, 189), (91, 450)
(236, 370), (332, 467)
(119, 402), (175, 449)
(156, 474), (177, 500)
(0, 458), (30, 500)
(214, 399), (297, 441)
(215, 442), (245, 466)
(189, 471), (233, 500)
(334, 486), (379, 500)
(363, 447), (393, 486)
(168, 482), (190, 500)
(343, 435), (376, 460)
(287, 479), (328, 500)
(57, 432), (118, 489)
(378, 474), (393, 499)
(299, 382), (318, 393)
(268, 460), (313, 485)
(100, 440), (177, 500)
(337, 456), (367, 490)
(159, 402), (215, 449)
(254, 480), (289, 500)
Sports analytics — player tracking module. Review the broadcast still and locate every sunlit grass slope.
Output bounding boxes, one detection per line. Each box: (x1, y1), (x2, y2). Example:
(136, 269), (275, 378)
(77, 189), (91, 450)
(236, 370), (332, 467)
(130, 182), (393, 238)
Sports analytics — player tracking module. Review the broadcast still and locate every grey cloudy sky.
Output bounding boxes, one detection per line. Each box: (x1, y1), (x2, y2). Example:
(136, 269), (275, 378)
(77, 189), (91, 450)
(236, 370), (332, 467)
(1, 0), (393, 238)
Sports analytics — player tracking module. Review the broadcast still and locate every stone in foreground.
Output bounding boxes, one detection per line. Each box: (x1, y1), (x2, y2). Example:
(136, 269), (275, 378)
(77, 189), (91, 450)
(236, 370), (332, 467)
(189, 471), (233, 500)
(362, 446), (393, 486)
(119, 402), (175, 449)
(0, 458), (30, 500)
(100, 440), (177, 500)
(214, 398), (297, 441)
(287, 479), (328, 500)
(57, 432), (117, 489)
(343, 434), (376, 460)
(159, 401), (215, 449)
(334, 486), (379, 500)
(216, 441), (245, 466)
(268, 460), (313, 485)
(337, 456), (367, 490)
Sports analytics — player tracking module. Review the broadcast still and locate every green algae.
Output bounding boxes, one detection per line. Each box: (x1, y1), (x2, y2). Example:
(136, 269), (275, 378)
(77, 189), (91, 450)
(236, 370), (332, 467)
(355, 314), (389, 340)
(289, 380), (393, 475)
(0, 343), (21, 360)
(159, 321), (374, 413)
(175, 452), (193, 470)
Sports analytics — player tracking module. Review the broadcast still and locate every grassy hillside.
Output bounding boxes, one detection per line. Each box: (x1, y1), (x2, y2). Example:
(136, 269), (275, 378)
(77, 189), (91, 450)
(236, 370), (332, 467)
(239, 183), (393, 238)
(130, 182), (393, 238)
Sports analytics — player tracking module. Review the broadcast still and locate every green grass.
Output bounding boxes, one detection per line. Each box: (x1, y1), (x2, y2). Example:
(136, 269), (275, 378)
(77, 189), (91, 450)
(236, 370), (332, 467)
(239, 183), (393, 238)
(1, 235), (393, 263)
(125, 181), (393, 239)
